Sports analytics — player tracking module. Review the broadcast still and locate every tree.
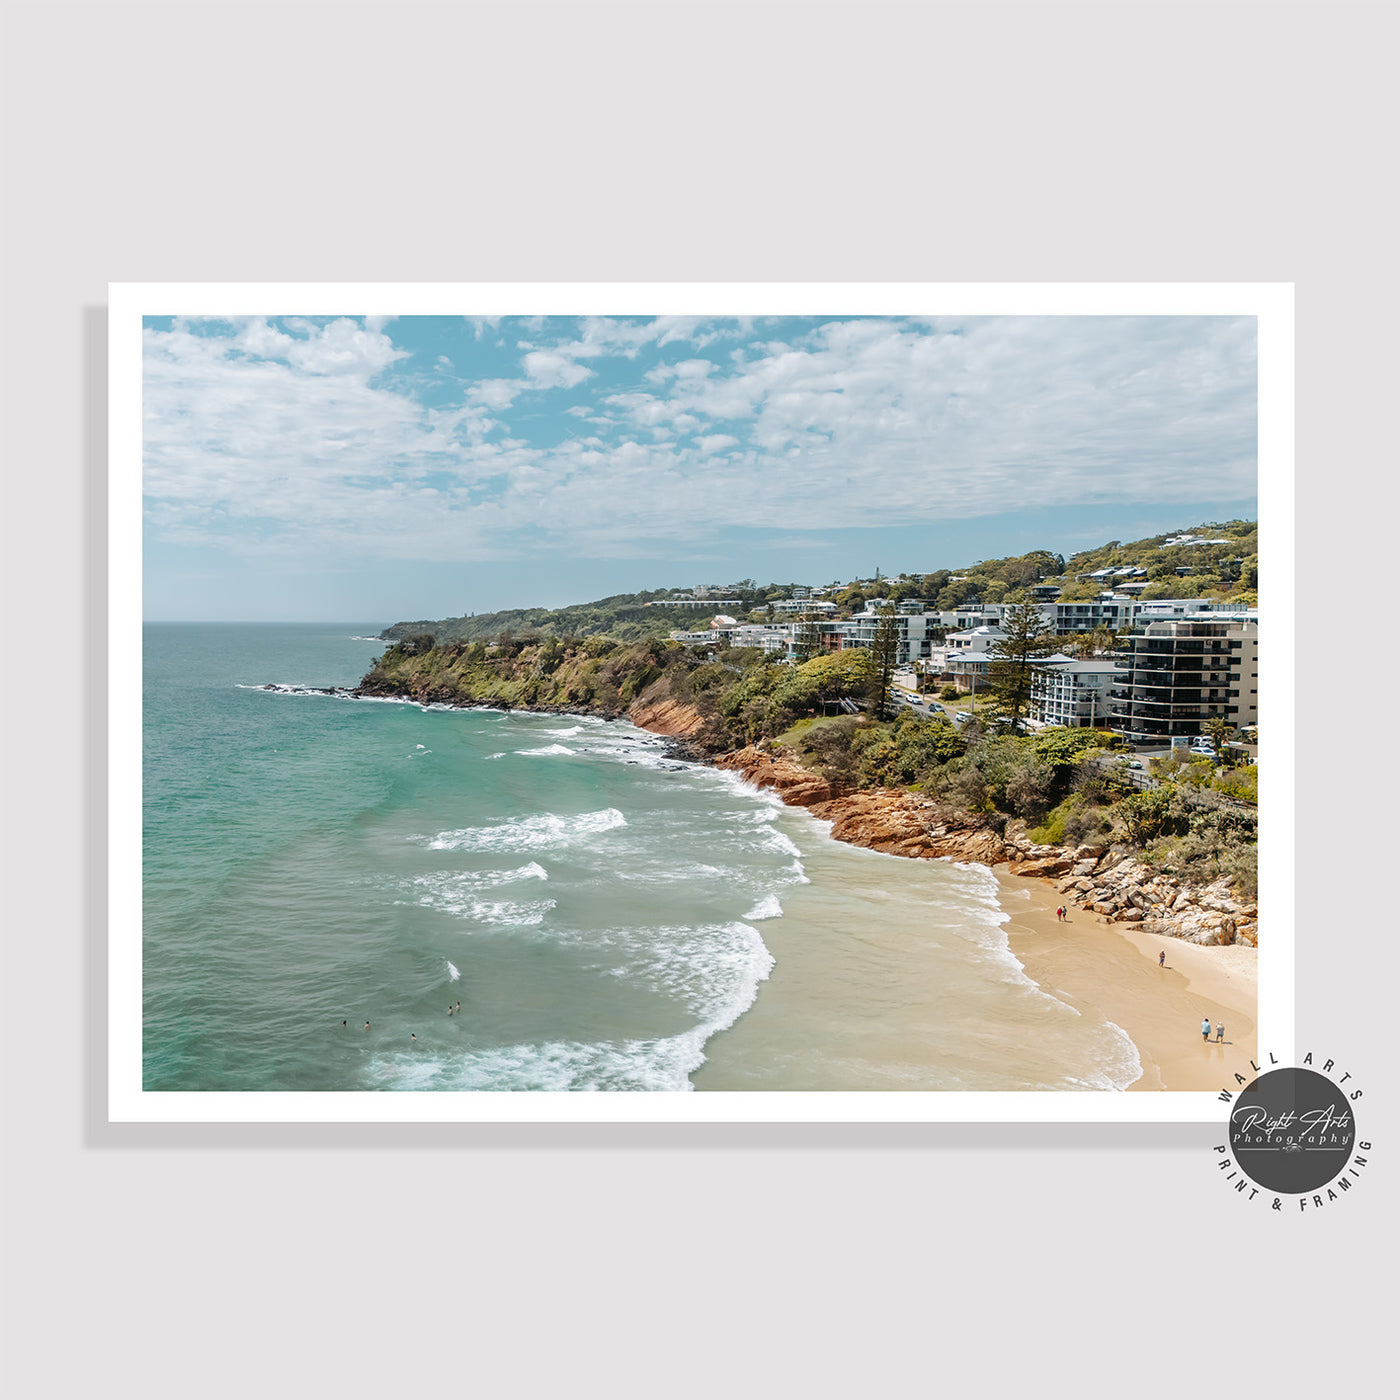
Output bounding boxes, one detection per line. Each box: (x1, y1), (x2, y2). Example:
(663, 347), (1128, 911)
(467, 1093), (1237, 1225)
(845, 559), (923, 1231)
(1072, 625), (1118, 659)
(793, 610), (824, 662)
(1202, 716), (1233, 760)
(870, 601), (901, 719)
(985, 601), (1058, 735)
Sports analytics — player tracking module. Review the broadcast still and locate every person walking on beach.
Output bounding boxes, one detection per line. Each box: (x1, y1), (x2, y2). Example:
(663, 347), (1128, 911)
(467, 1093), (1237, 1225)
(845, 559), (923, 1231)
(1201, 1017), (1211, 1041)
(1159, 950), (1166, 967)
(1216, 1022), (1225, 1043)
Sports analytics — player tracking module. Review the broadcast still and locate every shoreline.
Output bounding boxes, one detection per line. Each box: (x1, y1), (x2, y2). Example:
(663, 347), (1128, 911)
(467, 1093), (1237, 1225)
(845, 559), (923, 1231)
(993, 863), (1256, 1090)
(351, 683), (1259, 1090)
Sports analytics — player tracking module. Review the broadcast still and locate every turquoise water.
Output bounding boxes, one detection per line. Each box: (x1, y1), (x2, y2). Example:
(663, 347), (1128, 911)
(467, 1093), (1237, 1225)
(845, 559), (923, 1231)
(143, 625), (804, 1090)
(143, 624), (1141, 1092)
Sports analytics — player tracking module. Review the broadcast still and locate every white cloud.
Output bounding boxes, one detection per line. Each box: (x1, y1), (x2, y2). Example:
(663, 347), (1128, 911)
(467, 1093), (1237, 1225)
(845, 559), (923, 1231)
(522, 349), (593, 390)
(144, 314), (1257, 569)
(695, 434), (739, 453)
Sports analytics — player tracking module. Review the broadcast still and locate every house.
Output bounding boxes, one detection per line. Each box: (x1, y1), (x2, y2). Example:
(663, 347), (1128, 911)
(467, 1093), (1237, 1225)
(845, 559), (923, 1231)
(930, 625), (1006, 690)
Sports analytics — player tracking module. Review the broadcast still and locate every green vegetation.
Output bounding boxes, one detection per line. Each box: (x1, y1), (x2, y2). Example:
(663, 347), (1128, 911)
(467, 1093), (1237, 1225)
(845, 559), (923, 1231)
(1054, 519), (1258, 606)
(379, 520), (1257, 651)
(870, 602), (900, 720)
(984, 600), (1059, 734)
(365, 518), (1260, 896)
(360, 632), (875, 754)
(359, 633), (1257, 895)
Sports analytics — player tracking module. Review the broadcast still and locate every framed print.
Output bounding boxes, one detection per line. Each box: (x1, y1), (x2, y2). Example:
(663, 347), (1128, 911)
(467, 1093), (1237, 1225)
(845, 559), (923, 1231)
(110, 283), (1291, 1121)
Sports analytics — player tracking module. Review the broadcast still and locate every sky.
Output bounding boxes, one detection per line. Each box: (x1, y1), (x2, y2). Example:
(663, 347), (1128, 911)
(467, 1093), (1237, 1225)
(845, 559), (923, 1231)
(142, 313), (1258, 622)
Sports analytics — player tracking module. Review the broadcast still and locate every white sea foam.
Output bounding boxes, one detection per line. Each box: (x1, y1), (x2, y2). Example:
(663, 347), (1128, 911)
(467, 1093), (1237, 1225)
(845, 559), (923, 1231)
(423, 808), (627, 853)
(459, 898), (556, 927)
(580, 741), (673, 770)
(446, 961), (460, 981)
(744, 894), (783, 920)
(613, 861), (729, 883)
(367, 918), (775, 1091)
(1099, 1021), (1145, 1090)
(554, 920), (774, 1024)
(514, 744), (575, 757)
(539, 725), (583, 737)
(758, 827), (803, 859)
(369, 1040), (689, 1092)
(403, 862), (548, 894)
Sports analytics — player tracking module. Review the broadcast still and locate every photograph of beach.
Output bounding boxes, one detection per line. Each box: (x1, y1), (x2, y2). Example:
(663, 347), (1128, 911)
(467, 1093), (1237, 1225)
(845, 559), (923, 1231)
(125, 297), (1269, 1103)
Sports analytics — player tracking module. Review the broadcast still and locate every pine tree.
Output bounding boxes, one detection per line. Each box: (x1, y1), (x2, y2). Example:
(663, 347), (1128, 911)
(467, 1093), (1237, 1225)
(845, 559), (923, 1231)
(870, 601), (901, 720)
(986, 601), (1058, 734)
(793, 610), (824, 662)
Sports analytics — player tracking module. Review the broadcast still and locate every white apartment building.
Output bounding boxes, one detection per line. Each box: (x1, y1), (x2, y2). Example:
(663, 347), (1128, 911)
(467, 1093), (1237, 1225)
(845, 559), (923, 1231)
(1108, 617), (1259, 745)
(843, 609), (940, 664)
(769, 598), (838, 616)
(1030, 656), (1118, 728)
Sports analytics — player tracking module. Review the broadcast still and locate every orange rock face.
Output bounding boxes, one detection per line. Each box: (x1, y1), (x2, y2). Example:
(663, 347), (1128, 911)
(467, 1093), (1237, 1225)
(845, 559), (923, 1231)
(712, 747), (835, 806)
(712, 747), (1011, 865)
(634, 732), (1259, 950)
(626, 695), (709, 739)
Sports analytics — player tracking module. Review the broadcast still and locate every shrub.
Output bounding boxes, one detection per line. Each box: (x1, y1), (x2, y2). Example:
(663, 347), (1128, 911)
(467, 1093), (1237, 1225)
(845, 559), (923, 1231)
(1004, 756), (1056, 821)
(946, 765), (990, 813)
(1214, 764), (1258, 804)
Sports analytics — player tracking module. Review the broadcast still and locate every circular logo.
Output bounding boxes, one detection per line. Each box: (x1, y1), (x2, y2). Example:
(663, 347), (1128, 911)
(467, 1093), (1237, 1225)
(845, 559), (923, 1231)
(1229, 1067), (1357, 1193)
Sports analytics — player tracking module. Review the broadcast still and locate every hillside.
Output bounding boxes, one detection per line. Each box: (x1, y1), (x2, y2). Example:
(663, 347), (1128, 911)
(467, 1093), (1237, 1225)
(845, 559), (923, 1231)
(356, 629), (1259, 935)
(379, 520), (1258, 646)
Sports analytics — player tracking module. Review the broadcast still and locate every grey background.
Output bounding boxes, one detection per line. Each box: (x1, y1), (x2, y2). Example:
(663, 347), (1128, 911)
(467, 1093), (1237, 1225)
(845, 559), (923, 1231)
(2, 2), (1392, 1393)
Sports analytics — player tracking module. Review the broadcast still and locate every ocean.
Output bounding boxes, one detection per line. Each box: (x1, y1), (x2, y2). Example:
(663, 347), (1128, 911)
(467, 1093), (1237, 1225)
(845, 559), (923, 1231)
(142, 624), (1141, 1092)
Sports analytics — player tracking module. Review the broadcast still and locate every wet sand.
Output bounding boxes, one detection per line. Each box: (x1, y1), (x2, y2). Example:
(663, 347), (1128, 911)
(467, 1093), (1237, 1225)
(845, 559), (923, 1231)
(994, 864), (1257, 1091)
(696, 810), (1148, 1092)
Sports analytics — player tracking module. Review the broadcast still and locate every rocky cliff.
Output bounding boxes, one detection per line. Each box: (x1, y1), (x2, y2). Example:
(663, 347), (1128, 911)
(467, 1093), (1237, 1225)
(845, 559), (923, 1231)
(711, 744), (1257, 947)
(355, 653), (1256, 948)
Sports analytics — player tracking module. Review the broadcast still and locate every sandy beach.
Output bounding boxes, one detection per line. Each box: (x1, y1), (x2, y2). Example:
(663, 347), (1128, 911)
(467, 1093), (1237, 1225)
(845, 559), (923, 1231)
(994, 864), (1257, 1091)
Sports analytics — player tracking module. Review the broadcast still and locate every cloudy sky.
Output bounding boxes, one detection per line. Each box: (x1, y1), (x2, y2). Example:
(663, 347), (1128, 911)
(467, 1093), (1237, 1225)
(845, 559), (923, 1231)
(143, 313), (1257, 622)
